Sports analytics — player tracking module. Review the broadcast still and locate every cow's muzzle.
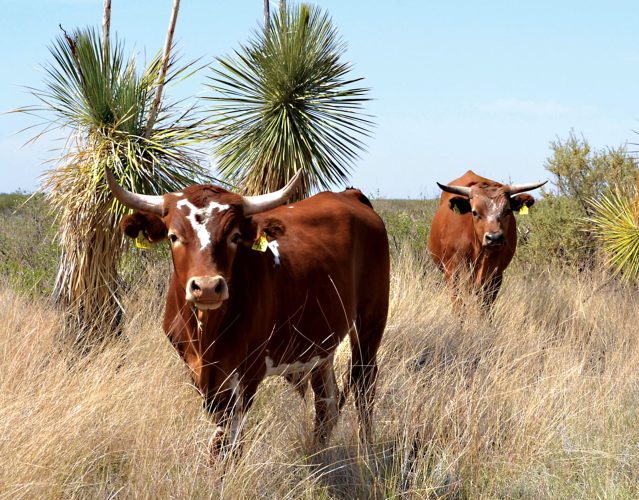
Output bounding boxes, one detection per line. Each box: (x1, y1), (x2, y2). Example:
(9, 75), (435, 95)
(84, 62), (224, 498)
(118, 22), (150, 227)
(186, 275), (229, 310)
(483, 232), (505, 247)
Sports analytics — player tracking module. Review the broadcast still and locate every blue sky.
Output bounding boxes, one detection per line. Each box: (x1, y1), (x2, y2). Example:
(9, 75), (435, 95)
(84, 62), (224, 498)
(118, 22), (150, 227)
(1, 0), (638, 198)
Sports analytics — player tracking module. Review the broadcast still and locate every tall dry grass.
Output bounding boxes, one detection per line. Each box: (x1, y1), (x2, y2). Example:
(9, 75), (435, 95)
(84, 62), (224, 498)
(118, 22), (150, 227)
(2, 249), (639, 498)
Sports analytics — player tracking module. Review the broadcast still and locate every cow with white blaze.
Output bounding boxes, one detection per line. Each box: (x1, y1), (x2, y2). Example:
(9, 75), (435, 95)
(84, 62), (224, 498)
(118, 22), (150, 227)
(105, 168), (390, 457)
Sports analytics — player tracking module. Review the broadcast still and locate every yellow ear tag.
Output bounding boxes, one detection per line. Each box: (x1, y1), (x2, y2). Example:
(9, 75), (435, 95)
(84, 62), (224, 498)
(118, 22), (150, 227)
(519, 205), (529, 215)
(135, 231), (151, 249)
(251, 234), (268, 252)
(452, 205), (461, 215)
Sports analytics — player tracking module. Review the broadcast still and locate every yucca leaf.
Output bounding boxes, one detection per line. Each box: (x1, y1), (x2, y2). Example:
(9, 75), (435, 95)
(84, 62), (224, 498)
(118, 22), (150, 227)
(588, 188), (639, 280)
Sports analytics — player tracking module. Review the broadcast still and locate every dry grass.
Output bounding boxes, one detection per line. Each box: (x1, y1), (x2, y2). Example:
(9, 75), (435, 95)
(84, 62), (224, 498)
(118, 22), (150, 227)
(2, 249), (639, 498)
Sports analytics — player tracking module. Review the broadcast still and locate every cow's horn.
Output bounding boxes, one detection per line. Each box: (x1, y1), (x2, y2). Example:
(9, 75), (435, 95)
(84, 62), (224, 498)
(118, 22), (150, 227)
(242, 170), (303, 215)
(105, 166), (165, 215)
(436, 182), (471, 197)
(507, 180), (547, 195)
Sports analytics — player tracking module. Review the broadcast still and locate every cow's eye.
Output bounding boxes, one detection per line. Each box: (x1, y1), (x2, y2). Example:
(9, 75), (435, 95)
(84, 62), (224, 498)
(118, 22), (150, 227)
(230, 232), (241, 244)
(471, 210), (478, 217)
(169, 233), (179, 244)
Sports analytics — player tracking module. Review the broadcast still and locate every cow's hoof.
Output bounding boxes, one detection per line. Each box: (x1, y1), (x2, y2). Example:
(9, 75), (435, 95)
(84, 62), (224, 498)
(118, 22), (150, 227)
(208, 426), (225, 465)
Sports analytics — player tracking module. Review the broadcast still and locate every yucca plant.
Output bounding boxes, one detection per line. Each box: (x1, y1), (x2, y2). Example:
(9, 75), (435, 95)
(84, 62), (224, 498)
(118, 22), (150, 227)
(588, 187), (639, 281)
(16, 16), (210, 345)
(206, 2), (372, 196)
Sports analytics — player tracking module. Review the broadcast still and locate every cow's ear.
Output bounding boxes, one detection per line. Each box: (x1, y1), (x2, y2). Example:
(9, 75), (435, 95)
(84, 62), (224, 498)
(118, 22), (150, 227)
(260, 217), (286, 240)
(449, 196), (471, 214)
(510, 194), (535, 212)
(120, 211), (168, 243)
(236, 216), (259, 246)
(237, 217), (286, 246)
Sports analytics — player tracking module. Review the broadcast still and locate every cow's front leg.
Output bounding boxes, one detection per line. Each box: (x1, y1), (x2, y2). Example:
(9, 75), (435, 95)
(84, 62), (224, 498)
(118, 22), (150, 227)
(479, 273), (503, 314)
(310, 357), (339, 448)
(206, 380), (256, 462)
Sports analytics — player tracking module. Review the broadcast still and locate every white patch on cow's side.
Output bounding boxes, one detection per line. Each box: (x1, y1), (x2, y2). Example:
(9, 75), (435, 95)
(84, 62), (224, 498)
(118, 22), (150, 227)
(174, 192), (184, 197)
(288, 205), (294, 208)
(264, 355), (325, 377)
(267, 240), (280, 265)
(177, 198), (230, 250)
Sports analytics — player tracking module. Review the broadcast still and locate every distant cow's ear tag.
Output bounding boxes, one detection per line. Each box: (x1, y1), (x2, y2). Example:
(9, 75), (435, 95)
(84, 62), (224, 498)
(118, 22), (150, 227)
(252, 234), (268, 252)
(519, 205), (529, 215)
(135, 231), (151, 249)
(452, 205), (461, 215)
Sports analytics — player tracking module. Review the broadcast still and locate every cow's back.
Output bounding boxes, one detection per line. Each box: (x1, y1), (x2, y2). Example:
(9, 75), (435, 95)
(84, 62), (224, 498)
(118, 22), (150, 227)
(232, 189), (389, 369)
(267, 189), (389, 318)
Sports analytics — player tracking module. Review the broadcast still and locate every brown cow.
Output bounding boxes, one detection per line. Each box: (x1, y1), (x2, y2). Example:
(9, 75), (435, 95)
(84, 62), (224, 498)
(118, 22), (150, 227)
(428, 170), (545, 309)
(105, 169), (390, 457)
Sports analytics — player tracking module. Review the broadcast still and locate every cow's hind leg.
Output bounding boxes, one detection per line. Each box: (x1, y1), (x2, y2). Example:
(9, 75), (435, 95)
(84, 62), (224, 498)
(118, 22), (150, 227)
(345, 317), (384, 447)
(310, 358), (339, 448)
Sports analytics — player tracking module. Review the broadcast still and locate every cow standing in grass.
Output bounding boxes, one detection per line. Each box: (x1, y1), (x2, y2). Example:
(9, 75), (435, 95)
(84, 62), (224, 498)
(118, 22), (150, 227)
(428, 170), (545, 310)
(105, 169), (390, 458)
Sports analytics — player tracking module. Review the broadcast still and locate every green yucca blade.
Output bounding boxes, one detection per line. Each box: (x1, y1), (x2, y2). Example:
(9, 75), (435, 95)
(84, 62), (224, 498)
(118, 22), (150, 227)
(588, 188), (639, 280)
(205, 2), (373, 196)
(17, 26), (214, 215)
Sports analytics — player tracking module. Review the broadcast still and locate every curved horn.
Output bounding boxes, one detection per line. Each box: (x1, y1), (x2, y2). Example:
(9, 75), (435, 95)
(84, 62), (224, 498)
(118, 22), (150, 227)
(105, 166), (164, 215)
(506, 180), (547, 195)
(242, 170), (303, 215)
(436, 182), (471, 197)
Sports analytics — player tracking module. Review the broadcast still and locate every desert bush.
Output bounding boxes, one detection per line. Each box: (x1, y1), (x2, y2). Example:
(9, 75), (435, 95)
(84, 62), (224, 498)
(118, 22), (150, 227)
(545, 132), (637, 210)
(373, 198), (437, 258)
(534, 132), (639, 270)
(513, 195), (586, 269)
(0, 193), (59, 296)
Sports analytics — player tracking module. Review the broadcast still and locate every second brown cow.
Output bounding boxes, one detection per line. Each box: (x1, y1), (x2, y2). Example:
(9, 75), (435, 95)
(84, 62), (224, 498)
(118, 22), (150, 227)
(428, 170), (545, 309)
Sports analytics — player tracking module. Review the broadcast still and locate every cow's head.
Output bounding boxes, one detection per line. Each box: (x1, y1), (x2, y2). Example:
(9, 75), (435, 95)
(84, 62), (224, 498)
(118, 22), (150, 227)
(436, 180), (546, 248)
(106, 168), (302, 311)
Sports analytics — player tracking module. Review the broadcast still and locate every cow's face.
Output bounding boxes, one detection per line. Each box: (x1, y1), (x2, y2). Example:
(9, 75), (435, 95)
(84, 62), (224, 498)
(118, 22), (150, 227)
(106, 169), (302, 311)
(120, 187), (254, 311)
(437, 179), (545, 249)
(450, 187), (535, 248)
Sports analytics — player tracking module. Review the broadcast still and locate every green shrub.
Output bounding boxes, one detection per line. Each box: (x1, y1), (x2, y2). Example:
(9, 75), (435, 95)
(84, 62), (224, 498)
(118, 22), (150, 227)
(373, 199), (437, 256)
(513, 196), (586, 270)
(516, 132), (639, 271)
(0, 193), (59, 296)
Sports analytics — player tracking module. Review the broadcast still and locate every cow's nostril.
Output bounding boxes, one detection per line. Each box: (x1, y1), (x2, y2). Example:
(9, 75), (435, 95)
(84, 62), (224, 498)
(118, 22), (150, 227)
(214, 281), (222, 294)
(191, 281), (201, 292)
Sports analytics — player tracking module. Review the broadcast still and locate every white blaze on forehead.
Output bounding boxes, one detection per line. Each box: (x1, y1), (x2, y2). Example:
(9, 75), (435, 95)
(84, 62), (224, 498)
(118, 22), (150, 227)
(486, 198), (507, 222)
(176, 198), (230, 250)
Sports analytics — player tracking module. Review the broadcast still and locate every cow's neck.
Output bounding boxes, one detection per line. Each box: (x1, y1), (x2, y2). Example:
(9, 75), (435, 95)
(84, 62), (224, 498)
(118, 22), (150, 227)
(165, 247), (280, 383)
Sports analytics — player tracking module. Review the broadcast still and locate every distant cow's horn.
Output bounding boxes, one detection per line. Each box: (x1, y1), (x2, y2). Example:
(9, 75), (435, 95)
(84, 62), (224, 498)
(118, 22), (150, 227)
(242, 170), (303, 215)
(436, 182), (471, 197)
(506, 180), (547, 195)
(105, 167), (165, 215)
